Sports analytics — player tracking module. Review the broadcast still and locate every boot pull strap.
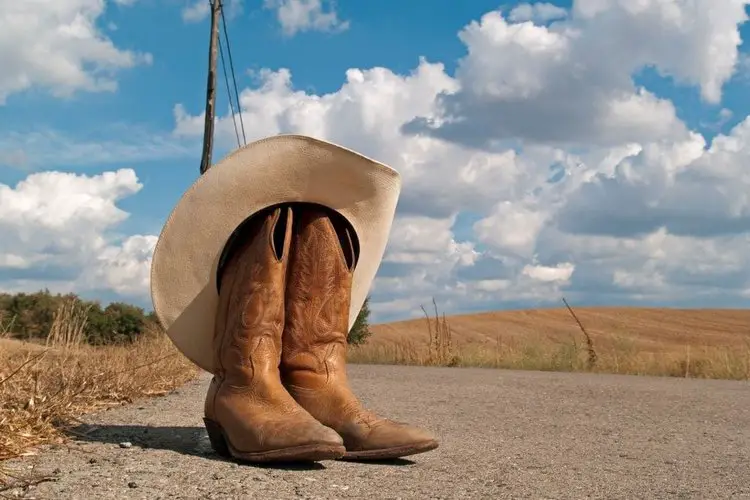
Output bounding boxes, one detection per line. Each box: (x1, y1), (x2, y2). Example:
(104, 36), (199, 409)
(342, 226), (358, 272)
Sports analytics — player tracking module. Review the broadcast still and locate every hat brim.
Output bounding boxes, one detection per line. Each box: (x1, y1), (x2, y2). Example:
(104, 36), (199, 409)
(150, 134), (401, 373)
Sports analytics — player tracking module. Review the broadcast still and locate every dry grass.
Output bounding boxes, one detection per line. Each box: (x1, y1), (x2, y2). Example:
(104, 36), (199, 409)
(349, 303), (750, 380)
(45, 299), (89, 349)
(0, 302), (199, 476)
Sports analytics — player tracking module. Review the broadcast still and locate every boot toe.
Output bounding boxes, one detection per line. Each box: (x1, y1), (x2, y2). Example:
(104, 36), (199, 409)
(304, 421), (346, 447)
(266, 417), (344, 449)
(340, 419), (439, 459)
(368, 421), (438, 449)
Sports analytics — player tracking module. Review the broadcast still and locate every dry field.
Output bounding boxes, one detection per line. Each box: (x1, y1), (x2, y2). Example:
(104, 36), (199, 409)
(349, 305), (750, 380)
(0, 325), (199, 484)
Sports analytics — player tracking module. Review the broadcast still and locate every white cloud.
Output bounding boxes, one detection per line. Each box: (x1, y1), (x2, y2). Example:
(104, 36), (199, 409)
(522, 263), (575, 283)
(84, 234), (158, 296)
(169, 0), (750, 321)
(508, 2), (568, 24)
(534, 227), (750, 306)
(474, 201), (549, 258)
(473, 279), (512, 293)
(182, 0), (243, 23)
(0, 0), (152, 104)
(384, 215), (478, 267)
(407, 1), (747, 148)
(181, 0), (209, 22)
(0, 169), (155, 302)
(172, 62), (549, 219)
(572, 0), (747, 104)
(554, 119), (750, 238)
(263, 0), (349, 36)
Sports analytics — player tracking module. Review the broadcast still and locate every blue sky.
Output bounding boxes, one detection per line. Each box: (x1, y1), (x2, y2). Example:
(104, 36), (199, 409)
(0, 0), (548, 231)
(2, 0), (750, 323)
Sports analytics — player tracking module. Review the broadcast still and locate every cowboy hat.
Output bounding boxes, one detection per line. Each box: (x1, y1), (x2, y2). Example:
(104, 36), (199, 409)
(150, 134), (401, 373)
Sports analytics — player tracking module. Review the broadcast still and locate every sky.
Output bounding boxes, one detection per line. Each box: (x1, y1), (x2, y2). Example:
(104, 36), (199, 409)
(2, 0), (750, 323)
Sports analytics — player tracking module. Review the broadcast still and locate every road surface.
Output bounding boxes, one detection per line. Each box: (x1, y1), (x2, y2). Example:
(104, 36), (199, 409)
(4, 365), (750, 499)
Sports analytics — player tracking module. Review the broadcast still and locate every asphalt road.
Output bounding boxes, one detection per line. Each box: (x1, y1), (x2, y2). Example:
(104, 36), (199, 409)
(4, 365), (750, 499)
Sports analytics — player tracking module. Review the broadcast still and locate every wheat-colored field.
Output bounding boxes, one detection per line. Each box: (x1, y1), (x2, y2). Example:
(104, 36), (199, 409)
(349, 306), (750, 380)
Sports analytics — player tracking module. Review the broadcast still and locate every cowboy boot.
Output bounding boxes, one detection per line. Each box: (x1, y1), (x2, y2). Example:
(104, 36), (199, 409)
(280, 205), (439, 460)
(203, 205), (346, 463)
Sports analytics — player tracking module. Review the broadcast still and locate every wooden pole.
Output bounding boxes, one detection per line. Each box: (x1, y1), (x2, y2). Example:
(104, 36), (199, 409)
(199, 0), (222, 175)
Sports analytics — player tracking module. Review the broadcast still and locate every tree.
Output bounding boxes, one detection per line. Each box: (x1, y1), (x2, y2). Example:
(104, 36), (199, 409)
(0, 290), (154, 345)
(88, 302), (149, 345)
(347, 295), (373, 345)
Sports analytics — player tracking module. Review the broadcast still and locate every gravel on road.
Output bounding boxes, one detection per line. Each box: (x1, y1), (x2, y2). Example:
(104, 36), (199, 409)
(3, 365), (750, 499)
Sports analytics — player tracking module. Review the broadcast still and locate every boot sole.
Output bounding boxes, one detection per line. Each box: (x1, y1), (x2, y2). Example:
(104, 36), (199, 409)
(341, 439), (439, 461)
(203, 418), (346, 463)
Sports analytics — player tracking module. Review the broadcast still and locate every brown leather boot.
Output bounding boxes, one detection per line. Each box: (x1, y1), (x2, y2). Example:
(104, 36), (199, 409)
(281, 205), (439, 460)
(203, 205), (346, 463)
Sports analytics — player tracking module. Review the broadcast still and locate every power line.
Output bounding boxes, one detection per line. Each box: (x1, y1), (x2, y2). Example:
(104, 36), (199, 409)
(219, 2), (247, 146)
(218, 35), (242, 148)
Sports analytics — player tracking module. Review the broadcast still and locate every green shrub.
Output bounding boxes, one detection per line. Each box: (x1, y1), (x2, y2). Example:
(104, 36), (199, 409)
(0, 290), (154, 345)
(86, 302), (150, 345)
(348, 295), (373, 345)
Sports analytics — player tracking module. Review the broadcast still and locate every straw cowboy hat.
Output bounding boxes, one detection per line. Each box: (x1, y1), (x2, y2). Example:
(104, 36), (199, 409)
(150, 134), (401, 373)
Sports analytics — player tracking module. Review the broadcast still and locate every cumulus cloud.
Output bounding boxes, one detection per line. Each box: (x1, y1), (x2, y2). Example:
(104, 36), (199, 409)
(172, 62), (551, 219)
(0, 169), (155, 302)
(263, 0), (349, 36)
(168, 0), (750, 321)
(0, 0), (152, 104)
(172, 62), (582, 318)
(532, 226), (750, 307)
(406, 1), (747, 149)
(83, 234), (158, 297)
(555, 119), (750, 239)
(522, 263), (575, 283)
(384, 215), (478, 267)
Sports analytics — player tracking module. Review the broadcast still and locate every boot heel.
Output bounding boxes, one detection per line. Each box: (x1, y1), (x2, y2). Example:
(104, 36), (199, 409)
(203, 418), (231, 458)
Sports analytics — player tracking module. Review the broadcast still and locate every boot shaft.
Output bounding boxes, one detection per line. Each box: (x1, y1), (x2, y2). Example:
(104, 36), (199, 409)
(213, 205), (293, 386)
(281, 206), (357, 374)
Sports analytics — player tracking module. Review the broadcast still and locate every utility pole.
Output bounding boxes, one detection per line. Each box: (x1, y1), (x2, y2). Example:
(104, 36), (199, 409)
(199, 0), (222, 175)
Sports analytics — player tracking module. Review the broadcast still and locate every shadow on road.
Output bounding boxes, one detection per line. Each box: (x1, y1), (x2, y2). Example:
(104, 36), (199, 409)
(340, 458), (416, 466)
(64, 423), (332, 471)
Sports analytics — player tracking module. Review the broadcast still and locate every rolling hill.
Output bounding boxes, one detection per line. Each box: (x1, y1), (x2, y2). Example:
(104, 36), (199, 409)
(369, 306), (750, 354)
